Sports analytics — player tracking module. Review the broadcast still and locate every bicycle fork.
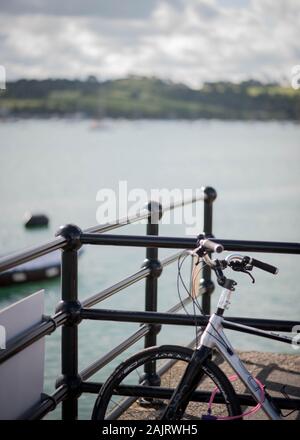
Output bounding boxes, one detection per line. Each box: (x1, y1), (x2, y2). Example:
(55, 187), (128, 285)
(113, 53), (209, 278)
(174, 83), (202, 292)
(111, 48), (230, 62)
(161, 345), (212, 420)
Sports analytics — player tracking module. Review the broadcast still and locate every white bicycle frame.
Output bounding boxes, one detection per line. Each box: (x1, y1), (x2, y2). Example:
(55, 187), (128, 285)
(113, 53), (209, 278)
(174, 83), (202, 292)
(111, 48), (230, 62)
(199, 295), (282, 420)
(161, 250), (294, 420)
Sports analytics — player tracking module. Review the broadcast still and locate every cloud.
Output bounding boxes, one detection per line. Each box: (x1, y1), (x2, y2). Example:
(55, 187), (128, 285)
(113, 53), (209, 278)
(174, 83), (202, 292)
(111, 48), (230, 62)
(0, 0), (160, 19)
(0, 0), (299, 86)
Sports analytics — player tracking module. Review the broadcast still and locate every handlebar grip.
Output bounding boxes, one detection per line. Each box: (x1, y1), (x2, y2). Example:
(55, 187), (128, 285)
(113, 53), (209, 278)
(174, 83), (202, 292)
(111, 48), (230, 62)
(201, 239), (224, 254)
(250, 258), (278, 275)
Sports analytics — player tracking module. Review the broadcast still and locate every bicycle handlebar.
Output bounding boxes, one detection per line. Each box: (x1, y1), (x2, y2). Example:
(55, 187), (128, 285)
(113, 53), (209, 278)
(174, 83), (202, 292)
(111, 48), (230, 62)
(227, 255), (279, 275)
(194, 239), (279, 275)
(248, 257), (278, 275)
(199, 239), (224, 254)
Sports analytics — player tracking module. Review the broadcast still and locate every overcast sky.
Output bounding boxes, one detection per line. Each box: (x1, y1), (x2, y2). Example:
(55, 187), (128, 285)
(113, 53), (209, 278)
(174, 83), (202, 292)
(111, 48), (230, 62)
(0, 0), (299, 86)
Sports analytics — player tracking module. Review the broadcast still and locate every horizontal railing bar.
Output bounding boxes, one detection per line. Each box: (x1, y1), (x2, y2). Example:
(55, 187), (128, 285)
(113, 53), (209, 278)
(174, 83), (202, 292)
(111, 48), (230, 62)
(95, 332), (203, 419)
(0, 237), (66, 273)
(151, 330), (202, 381)
(0, 195), (206, 273)
(82, 251), (182, 309)
(80, 325), (150, 381)
(80, 382), (300, 410)
(160, 250), (183, 267)
(0, 217), (148, 273)
(0, 311), (68, 365)
(107, 396), (137, 420)
(0, 209), (151, 273)
(221, 239), (300, 254)
(82, 324), (299, 417)
(168, 296), (192, 314)
(84, 193), (206, 234)
(81, 233), (193, 248)
(80, 329), (241, 418)
(0, 251), (189, 369)
(23, 385), (69, 420)
(80, 308), (300, 332)
(163, 192), (206, 211)
(80, 233), (300, 254)
(82, 267), (150, 308)
(84, 211), (150, 234)
(80, 296), (196, 381)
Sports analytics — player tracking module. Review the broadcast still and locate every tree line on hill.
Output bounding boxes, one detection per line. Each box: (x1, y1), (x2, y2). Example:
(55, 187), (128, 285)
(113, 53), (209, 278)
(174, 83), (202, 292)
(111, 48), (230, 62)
(0, 76), (299, 120)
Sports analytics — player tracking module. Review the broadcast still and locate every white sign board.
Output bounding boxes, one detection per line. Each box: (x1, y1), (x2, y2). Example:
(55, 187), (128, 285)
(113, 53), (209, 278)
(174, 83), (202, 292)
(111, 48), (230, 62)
(0, 290), (45, 419)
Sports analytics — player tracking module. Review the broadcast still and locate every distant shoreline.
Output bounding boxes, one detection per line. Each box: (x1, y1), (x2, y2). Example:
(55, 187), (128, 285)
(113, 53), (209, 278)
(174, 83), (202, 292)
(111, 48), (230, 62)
(1, 76), (299, 121)
(0, 115), (299, 124)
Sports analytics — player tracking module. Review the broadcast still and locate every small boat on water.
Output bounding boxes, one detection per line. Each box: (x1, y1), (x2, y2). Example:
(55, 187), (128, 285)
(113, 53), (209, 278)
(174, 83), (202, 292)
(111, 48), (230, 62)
(0, 250), (82, 286)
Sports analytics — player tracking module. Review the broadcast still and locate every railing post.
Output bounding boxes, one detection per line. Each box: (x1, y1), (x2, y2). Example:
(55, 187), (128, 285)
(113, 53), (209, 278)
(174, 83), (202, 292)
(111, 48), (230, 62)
(142, 201), (162, 386)
(55, 224), (82, 420)
(200, 187), (217, 315)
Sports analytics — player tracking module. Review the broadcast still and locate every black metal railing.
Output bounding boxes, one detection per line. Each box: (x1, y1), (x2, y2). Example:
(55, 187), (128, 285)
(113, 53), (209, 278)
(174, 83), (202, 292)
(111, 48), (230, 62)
(0, 186), (300, 420)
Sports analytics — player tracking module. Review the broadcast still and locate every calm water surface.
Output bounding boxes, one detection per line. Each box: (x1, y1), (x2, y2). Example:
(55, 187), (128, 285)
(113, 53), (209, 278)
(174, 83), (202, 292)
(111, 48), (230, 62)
(0, 119), (299, 418)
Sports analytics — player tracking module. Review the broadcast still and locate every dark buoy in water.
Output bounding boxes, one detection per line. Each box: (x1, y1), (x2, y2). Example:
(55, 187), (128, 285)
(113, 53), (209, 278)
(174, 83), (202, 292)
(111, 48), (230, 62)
(24, 212), (49, 228)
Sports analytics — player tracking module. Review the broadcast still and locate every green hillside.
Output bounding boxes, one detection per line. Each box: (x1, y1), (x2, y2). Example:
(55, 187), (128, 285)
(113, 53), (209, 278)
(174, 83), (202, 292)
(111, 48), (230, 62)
(0, 76), (299, 120)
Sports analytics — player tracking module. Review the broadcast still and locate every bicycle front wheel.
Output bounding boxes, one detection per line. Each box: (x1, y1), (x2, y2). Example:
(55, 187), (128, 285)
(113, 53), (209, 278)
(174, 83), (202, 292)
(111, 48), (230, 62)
(92, 345), (242, 420)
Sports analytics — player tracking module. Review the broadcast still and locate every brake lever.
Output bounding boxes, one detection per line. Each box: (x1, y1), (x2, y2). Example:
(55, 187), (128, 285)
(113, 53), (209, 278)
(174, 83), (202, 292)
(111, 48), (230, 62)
(243, 270), (255, 284)
(228, 261), (256, 284)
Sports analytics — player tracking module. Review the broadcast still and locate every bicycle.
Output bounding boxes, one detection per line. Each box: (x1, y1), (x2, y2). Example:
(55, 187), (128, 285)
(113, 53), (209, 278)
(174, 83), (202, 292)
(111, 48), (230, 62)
(92, 237), (298, 420)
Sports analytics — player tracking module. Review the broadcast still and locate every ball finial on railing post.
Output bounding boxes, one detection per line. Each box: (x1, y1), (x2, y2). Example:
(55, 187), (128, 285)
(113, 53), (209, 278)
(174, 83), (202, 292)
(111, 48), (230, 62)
(145, 200), (163, 225)
(202, 186), (217, 203)
(55, 224), (82, 251)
